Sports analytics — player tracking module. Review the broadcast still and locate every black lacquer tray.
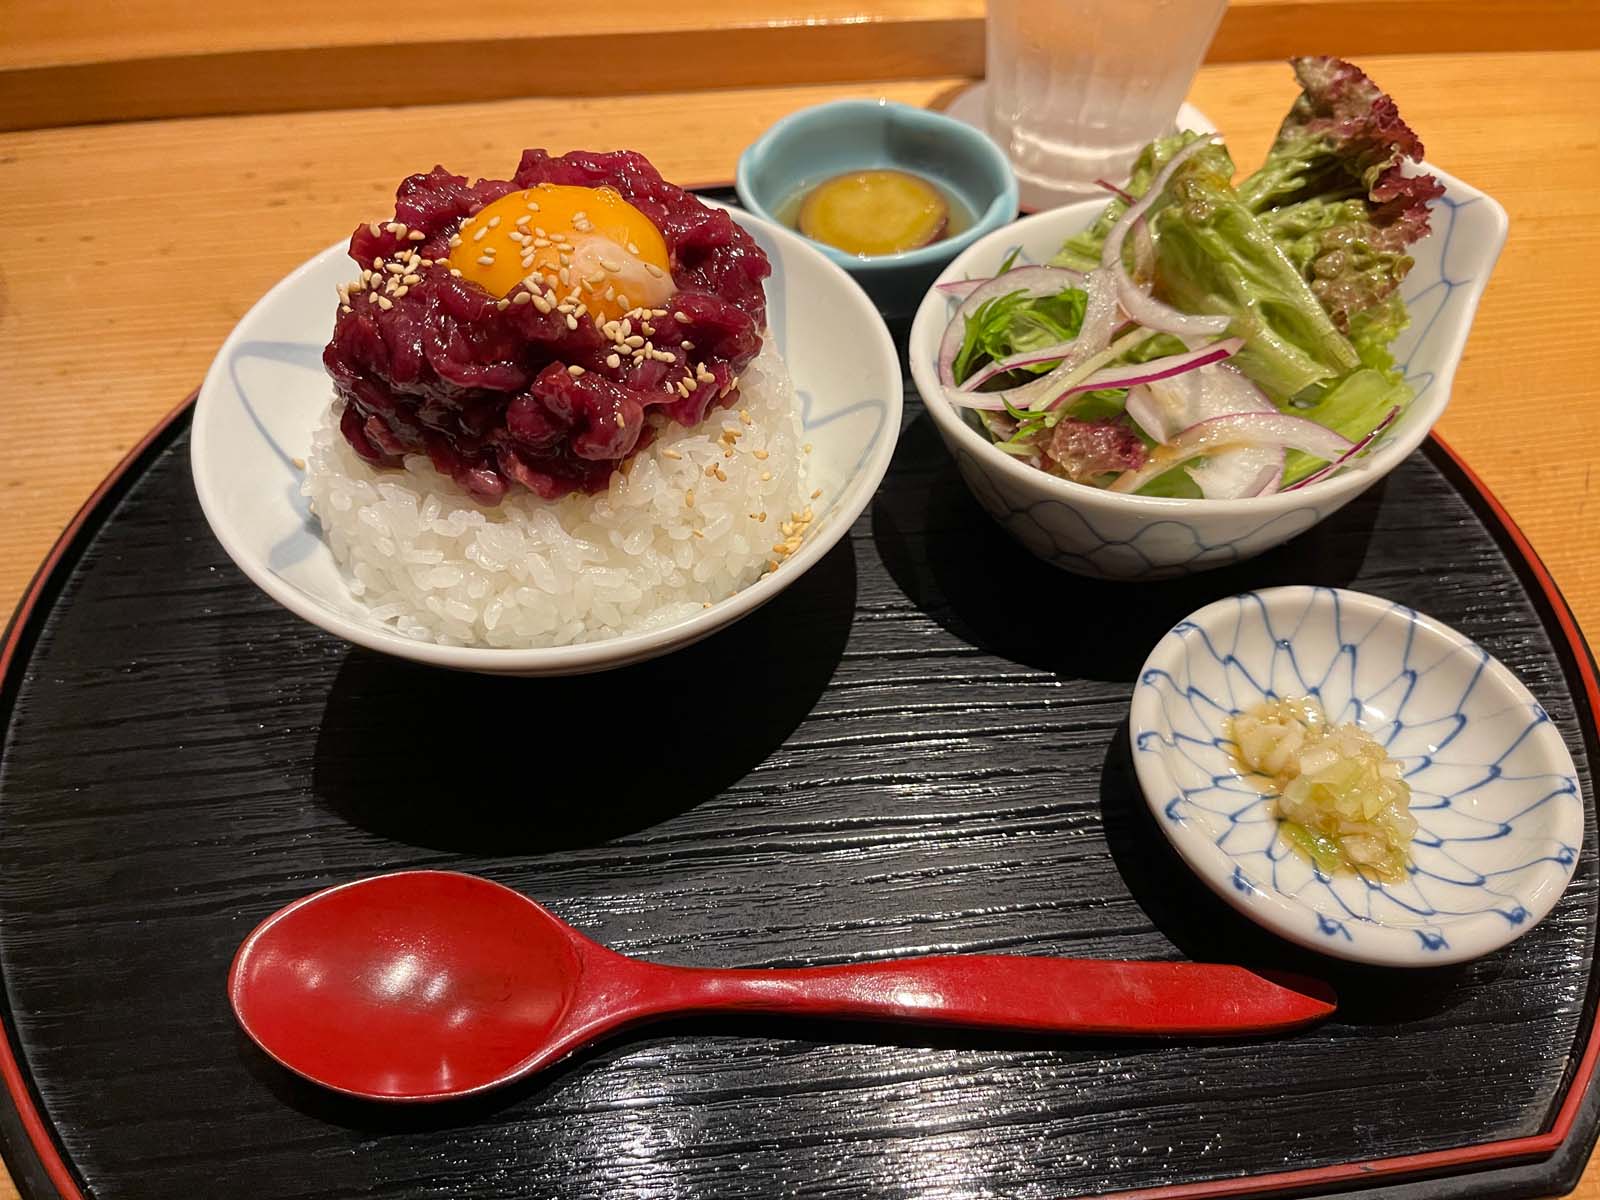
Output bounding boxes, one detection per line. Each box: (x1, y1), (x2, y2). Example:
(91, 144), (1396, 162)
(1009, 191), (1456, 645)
(2, 347), (1598, 1198)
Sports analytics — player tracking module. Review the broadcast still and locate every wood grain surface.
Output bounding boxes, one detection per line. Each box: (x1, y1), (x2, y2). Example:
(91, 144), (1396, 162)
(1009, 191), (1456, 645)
(0, 417), (1595, 1199)
(2, 16), (1600, 1200)
(2, 0), (1596, 129)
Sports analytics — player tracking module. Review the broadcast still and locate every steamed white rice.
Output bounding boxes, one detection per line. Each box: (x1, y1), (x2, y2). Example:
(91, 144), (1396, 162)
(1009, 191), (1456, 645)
(303, 339), (809, 647)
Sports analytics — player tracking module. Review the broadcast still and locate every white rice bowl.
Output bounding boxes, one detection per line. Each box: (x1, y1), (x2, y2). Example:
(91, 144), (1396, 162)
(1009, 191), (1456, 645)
(303, 339), (809, 648)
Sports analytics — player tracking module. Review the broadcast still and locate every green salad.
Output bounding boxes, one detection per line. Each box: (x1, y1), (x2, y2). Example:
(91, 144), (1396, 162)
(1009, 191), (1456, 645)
(933, 56), (1444, 499)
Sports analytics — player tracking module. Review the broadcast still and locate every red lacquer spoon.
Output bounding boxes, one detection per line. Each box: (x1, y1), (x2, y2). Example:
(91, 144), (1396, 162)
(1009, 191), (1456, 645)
(228, 870), (1335, 1101)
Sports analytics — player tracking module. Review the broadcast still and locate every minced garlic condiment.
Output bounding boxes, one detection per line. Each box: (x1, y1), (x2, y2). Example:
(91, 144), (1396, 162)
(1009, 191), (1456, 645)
(1228, 696), (1416, 881)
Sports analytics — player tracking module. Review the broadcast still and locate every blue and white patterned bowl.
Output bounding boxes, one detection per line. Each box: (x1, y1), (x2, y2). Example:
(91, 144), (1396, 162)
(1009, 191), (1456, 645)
(191, 203), (900, 675)
(1130, 587), (1583, 966)
(908, 166), (1509, 580)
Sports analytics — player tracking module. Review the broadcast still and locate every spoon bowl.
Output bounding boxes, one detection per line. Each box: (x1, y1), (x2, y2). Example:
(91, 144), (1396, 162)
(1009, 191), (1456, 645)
(230, 870), (1337, 1102)
(230, 873), (591, 1099)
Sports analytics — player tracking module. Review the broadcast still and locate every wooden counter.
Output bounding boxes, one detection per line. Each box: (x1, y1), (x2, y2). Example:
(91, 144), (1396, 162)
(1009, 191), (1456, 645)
(2, 2), (1599, 1196)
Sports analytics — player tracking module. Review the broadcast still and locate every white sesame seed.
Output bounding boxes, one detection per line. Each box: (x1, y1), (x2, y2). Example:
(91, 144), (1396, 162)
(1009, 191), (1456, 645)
(513, 291), (533, 305)
(403, 274), (420, 285)
(340, 304), (352, 313)
(615, 293), (629, 310)
(626, 242), (639, 254)
(526, 201), (540, 212)
(477, 254), (495, 266)
(605, 353), (621, 369)
(487, 216), (501, 228)
(568, 364), (584, 377)
(408, 230), (426, 241)
(473, 226), (489, 242)
(534, 227), (547, 238)
(673, 311), (691, 324)
(598, 256), (622, 273)
(449, 234), (462, 248)
(532, 294), (552, 313)
(449, 268), (463, 277)
(565, 314), (578, 330)
(377, 296), (394, 310)
(393, 285), (409, 297)
(515, 215), (532, 227)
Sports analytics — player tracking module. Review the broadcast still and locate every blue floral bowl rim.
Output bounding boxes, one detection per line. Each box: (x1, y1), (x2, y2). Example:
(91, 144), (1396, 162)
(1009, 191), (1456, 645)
(734, 98), (1020, 275)
(1128, 585), (1584, 968)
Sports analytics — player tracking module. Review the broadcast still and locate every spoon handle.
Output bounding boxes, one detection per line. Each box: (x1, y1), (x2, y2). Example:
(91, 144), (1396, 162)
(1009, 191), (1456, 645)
(644, 957), (1333, 1036)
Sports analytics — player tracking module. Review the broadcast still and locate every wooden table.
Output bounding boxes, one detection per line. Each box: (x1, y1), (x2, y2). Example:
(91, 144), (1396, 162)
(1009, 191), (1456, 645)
(1, 2), (1598, 1196)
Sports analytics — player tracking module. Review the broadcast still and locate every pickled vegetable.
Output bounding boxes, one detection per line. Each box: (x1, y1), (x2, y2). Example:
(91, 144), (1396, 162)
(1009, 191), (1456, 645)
(796, 169), (950, 257)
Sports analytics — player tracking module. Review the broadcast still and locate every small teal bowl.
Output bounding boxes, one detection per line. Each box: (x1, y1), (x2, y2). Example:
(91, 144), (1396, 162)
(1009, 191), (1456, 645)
(737, 99), (1019, 317)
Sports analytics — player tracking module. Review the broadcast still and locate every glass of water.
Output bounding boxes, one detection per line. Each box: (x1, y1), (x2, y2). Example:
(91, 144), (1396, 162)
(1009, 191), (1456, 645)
(985, 0), (1227, 208)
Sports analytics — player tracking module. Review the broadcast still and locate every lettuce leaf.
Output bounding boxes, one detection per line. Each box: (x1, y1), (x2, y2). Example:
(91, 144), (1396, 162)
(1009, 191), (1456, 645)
(1281, 366), (1410, 484)
(1051, 133), (1203, 272)
(1149, 141), (1360, 402)
(1238, 56), (1444, 334)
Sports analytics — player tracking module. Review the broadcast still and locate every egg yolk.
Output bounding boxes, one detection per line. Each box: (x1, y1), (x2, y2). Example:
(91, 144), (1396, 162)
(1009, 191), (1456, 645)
(448, 184), (674, 322)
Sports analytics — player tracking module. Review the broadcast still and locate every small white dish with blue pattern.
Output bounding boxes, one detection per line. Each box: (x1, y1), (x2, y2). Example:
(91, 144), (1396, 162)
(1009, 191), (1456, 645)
(1130, 586), (1583, 966)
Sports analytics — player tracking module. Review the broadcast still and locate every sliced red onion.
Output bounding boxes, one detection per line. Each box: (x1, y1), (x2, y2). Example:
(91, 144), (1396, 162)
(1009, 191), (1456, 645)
(936, 267), (1093, 388)
(1108, 411), (1354, 494)
(1126, 362), (1273, 441)
(1123, 363), (1282, 498)
(1095, 177), (1136, 204)
(1282, 406), (1402, 492)
(1132, 218), (1156, 283)
(1101, 138), (1232, 338)
(1256, 460), (1286, 496)
(948, 338), (1243, 412)
(1188, 445), (1285, 500)
(937, 277), (987, 298)
(1123, 385), (1165, 443)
